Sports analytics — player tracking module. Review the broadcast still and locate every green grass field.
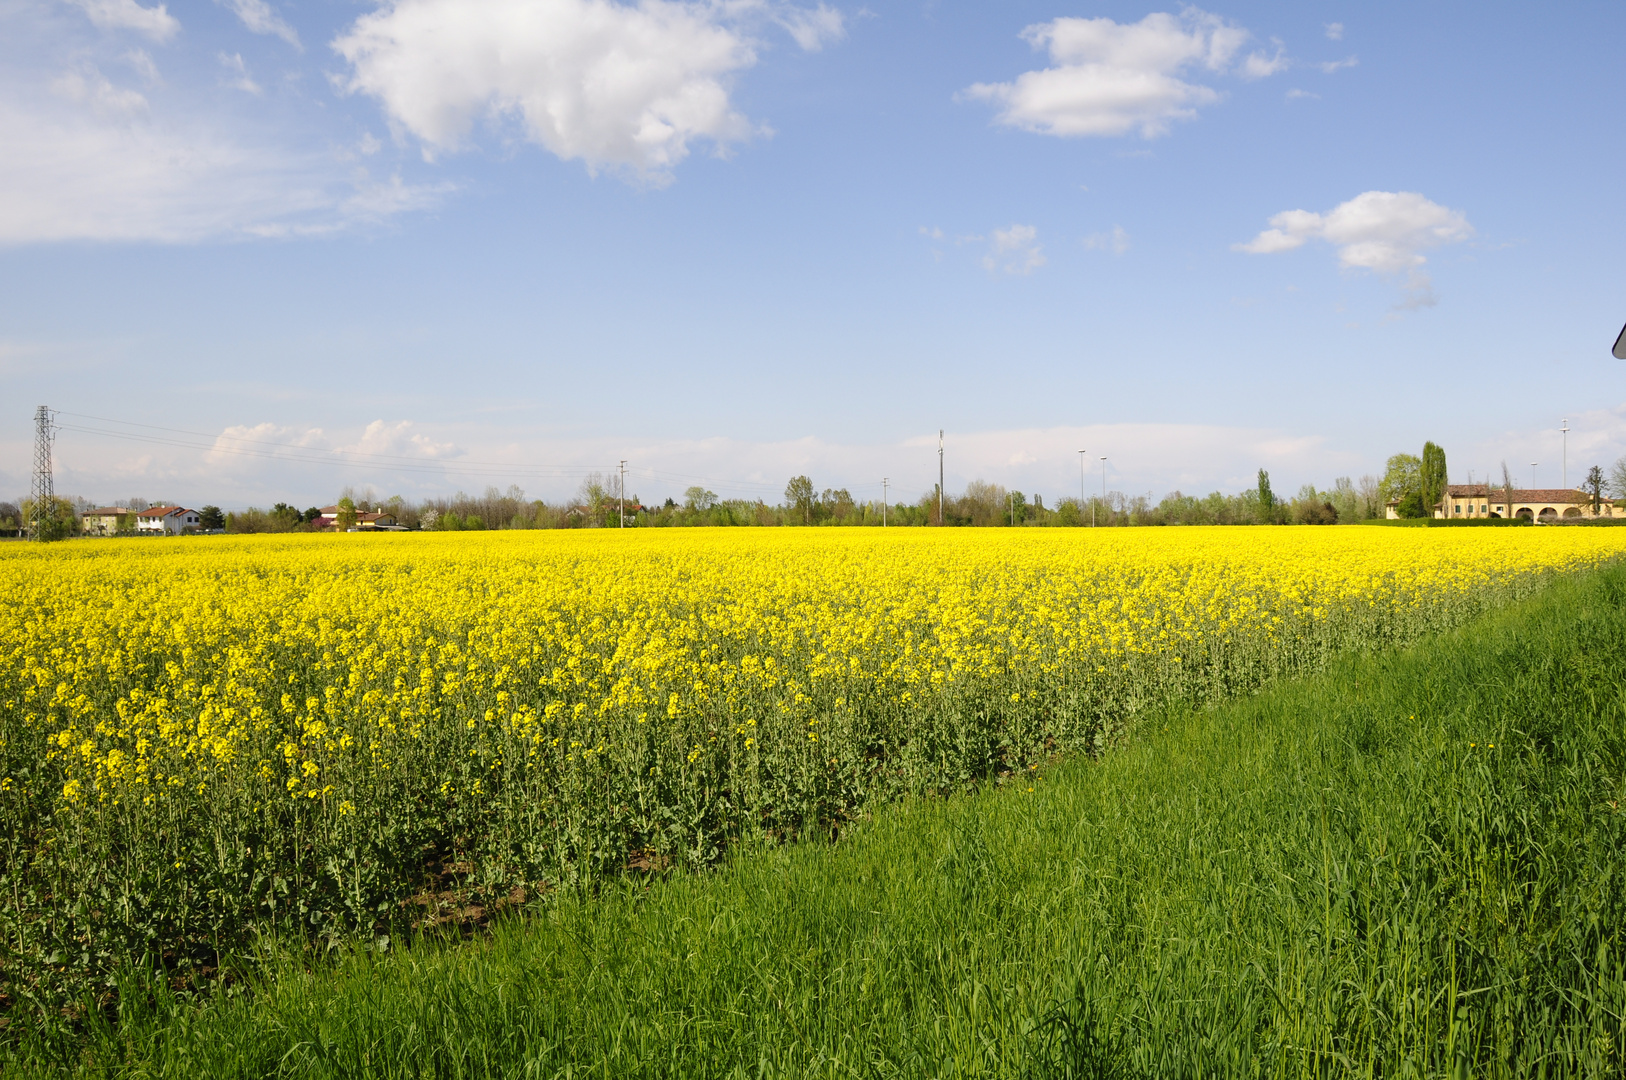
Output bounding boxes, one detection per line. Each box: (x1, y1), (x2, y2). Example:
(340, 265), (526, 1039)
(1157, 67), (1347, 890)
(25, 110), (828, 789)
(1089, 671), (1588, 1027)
(16, 563), (1626, 1078)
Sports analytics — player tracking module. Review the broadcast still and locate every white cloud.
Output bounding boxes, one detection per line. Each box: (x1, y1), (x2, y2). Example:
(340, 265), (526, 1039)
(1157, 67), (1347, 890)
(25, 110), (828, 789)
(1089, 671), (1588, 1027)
(209, 422), (326, 463)
(63, 0), (179, 42)
(983, 224), (1045, 275)
(123, 48), (160, 85)
(1240, 46), (1287, 80)
(1082, 224), (1129, 254)
(1320, 56), (1357, 73)
(1325, 22), (1343, 41)
(333, 0), (785, 182)
(773, 2), (844, 51)
(216, 0), (301, 50)
(1285, 88), (1317, 100)
(961, 8), (1278, 139)
(52, 65), (149, 116)
(0, 87), (448, 243)
(343, 420), (461, 460)
(1235, 190), (1474, 301)
(218, 52), (261, 95)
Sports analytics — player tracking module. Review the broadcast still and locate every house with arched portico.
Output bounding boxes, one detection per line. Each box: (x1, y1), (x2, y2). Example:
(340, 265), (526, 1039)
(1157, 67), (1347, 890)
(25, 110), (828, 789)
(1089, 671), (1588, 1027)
(1387, 484), (1623, 521)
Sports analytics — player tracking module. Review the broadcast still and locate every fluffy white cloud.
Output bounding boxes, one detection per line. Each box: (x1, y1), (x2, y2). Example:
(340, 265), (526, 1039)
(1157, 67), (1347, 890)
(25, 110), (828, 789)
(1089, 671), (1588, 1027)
(63, 0), (179, 42)
(1236, 191), (1472, 272)
(1240, 46), (1287, 80)
(333, 0), (818, 181)
(983, 224), (1045, 275)
(343, 420), (461, 460)
(216, 0), (300, 49)
(1236, 191), (1472, 306)
(962, 8), (1277, 139)
(1324, 22), (1344, 41)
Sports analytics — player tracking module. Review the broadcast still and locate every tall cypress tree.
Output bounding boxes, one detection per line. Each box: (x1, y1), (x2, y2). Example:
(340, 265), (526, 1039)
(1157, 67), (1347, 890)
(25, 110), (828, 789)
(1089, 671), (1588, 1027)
(1421, 442), (1448, 516)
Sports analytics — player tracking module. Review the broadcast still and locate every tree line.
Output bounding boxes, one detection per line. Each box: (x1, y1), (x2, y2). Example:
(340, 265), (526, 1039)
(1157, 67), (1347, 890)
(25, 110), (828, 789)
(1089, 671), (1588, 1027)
(10, 452), (1626, 539)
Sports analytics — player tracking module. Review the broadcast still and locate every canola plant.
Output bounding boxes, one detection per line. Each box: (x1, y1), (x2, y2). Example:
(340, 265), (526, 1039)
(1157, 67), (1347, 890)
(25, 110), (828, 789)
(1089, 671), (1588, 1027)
(2, 526), (1623, 1014)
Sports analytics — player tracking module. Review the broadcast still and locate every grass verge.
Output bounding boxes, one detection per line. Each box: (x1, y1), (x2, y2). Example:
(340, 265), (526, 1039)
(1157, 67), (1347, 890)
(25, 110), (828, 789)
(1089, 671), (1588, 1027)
(18, 563), (1626, 1078)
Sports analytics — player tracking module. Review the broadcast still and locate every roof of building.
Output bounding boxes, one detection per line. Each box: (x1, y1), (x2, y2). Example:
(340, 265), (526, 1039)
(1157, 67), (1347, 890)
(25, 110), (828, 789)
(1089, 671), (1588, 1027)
(140, 506), (193, 517)
(84, 507), (131, 515)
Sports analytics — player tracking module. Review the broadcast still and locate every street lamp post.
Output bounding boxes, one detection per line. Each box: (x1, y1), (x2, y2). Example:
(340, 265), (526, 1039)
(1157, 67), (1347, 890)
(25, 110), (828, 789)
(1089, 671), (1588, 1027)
(1561, 419), (1569, 489)
(1100, 456), (1107, 526)
(1531, 462), (1538, 490)
(882, 478), (888, 527)
(1077, 450), (1086, 525)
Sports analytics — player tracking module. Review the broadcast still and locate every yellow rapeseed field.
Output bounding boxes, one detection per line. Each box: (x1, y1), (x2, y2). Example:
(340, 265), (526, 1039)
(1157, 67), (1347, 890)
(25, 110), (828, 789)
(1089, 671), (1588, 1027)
(1, 525), (1623, 1002)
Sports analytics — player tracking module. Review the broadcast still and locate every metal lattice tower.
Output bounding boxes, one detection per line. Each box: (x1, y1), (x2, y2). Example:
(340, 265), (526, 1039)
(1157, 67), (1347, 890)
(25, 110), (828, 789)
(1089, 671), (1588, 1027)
(29, 406), (54, 541)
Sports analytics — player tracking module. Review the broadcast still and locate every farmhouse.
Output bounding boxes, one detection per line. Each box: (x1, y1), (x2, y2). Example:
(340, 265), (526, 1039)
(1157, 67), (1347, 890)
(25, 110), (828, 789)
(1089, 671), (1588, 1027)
(137, 506), (201, 534)
(1387, 484), (1622, 522)
(80, 507), (133, 536)
(312, 506), (399, 531)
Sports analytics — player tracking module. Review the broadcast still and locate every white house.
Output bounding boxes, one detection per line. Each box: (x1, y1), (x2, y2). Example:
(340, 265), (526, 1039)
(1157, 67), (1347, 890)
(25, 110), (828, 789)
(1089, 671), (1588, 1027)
(136, 506), (201, 534)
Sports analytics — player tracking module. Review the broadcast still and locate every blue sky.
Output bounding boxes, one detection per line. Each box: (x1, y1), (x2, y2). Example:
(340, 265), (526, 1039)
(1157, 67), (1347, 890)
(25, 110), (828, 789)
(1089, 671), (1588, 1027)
(2, 0), (1624, 510)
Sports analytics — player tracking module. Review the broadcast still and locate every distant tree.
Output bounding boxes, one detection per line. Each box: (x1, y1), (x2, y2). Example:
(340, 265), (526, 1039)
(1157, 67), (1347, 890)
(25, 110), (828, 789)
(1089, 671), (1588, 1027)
(1380, 453), (1423, 512)
(1609, 455), (1626, 501)
(1397, 491), (1427, 519)
(1256, 469), (1275, 521)
(785, 476), (815, 525)
(198, 505), (225, 530)
(1501, 460), (1516, 519)
(420, 508), (440, 531)
(1328, 477), (1358, 523)
(270, 503), (302, 531)
(1010, 490), (1027, 524)
(21, 496), (74, 541)
(302, 507), (321, 524)
(1296, 499), (1338, 525)
(0, 501), (19, 537)
(683, 486), (718, 512)
(1356, 475), (1382, 520)
(821, 488), (856, 522)
(1421, 441), (1448, 516)
(464, 515), (484, 530)
(336, 497), (357, 531)
(1585, 465), (1605, 513)
(1056, 498), (1082, 527)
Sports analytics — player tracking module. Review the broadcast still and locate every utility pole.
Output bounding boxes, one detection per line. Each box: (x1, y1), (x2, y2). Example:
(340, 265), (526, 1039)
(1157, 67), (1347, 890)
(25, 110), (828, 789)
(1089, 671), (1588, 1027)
(937, 430), (944, 526)
(1009, 490), (1014, 527)
(882, 478), (888, 526)
(618, 460), (627, 528)
(30, 405), (54, 542)
(1561, 419), (1569, 488)
(1100, 456), (1108, 526)
(1078, 449), (1086, 526)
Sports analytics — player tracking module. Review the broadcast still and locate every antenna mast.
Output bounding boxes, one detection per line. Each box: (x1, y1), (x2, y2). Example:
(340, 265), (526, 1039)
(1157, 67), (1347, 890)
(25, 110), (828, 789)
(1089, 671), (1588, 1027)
(29, 405), (55, 541)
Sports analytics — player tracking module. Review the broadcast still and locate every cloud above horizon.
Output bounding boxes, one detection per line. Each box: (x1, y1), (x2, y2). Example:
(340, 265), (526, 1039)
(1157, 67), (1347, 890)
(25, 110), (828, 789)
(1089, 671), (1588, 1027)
(1235, 190), (1473, 306)
(962, 8), (1283, 139)
(333, 0), (843, 183)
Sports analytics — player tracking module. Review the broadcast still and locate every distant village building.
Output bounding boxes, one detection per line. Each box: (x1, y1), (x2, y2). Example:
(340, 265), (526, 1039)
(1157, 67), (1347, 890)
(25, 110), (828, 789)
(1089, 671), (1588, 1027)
(1387, 485), (1621, 522)
(312, 506), (398, 531)
(136, 506), (201, 534)
(81, 507), (133, 536)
